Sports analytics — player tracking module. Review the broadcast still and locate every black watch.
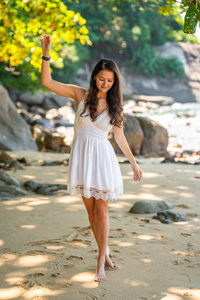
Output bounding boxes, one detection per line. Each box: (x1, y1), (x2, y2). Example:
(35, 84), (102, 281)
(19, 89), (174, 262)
(42, 56), (50, 61)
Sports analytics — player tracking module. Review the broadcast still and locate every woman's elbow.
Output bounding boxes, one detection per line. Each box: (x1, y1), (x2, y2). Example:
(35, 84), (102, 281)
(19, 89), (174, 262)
(40, 79), (49, 87)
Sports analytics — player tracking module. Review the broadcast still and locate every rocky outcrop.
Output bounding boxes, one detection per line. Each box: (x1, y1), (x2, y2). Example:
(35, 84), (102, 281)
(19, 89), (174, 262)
(137, 117), (169, 157)
(0, 85), (38, 151)
(0, 169), (27, 201)
(109, 114), (144, 155)
(109, 114), (168, 157)
(31, 125), (72, 153)
(129, 200), (173, 214)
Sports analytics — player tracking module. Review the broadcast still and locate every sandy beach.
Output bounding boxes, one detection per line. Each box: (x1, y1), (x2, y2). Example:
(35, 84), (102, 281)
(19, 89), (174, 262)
(0, 150), (200, 300)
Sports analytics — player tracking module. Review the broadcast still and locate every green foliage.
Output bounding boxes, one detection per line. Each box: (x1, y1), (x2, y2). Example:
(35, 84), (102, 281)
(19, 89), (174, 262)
(51, 41), (89, 84)
(66, 0), (195, 79)
(0, 0), (92, 91)
(127, 44), (184, 78)
(1, 0), (199, 92)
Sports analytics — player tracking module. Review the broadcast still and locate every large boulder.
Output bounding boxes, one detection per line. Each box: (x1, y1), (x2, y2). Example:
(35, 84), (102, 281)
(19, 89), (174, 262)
(137, 117), (168, 157)
(19, 91), (44, 105)
(109, 114), (144, 155)
(0, 85), (38, 151)
(31, 125), (71, 153)
(109, 114), (168, 157)
(0, 169), (27, 201)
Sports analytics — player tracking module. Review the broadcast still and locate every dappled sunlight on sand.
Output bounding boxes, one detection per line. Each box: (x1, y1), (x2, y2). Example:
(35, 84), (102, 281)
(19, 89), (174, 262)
(178, 192), (194, 198)
(162, 189), (177, 194)
(54, 178), (67, 183)
(56, 195), (80, 204)
(111, 240), (134, 247)
(141, 183), (159, 188)
(19, 225), (36, 229)
(136, 193), (162, 201)
(1, 152), (199, 299)
(0, 286), (23, 299)
(141, 172), (164, 179)
(12, 205), (34, 212)
(119, 194), (137, 200)
(45, 244), (65, 250)
(0, 253), (17, 267)
(21, 174), (37, 179)
(140, 258), (152, 263)
(70, 241), (89, 248)
(176, 185), (189, 190)
(161, 287), (200, 300)
(124, 278), (149, 287)
(23, 286), (65, 298)
(26, 200), (50, 206)
(0, 285), (65, 299)
(16, 255), (50, 268)
(70, 272), (96, 284)
(133, 234), (164, 241)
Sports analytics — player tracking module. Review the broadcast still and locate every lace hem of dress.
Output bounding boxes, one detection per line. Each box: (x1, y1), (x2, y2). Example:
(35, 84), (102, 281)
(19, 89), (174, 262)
(68, 184), (123, 201)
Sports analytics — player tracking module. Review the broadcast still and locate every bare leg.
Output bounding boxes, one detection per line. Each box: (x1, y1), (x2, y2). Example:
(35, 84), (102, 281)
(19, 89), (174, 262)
(93, 198), (109, 281)
(82, 196), (115, 269)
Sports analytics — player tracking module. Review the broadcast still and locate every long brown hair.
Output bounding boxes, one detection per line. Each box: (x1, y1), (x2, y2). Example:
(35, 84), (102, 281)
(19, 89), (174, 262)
(80, 58), (125, 128)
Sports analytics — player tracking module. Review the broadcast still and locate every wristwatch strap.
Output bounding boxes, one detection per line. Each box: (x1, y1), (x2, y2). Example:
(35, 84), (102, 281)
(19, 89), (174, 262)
(42, 55), (50, 61)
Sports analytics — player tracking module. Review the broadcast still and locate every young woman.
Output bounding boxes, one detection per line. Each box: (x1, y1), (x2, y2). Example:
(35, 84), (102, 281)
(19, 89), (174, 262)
(40, 34), (142, 282)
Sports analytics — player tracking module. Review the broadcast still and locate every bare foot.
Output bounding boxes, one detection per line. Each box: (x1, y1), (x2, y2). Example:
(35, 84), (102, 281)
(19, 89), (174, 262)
(105, 246), (117, 270)
(94, 259), (107, 282)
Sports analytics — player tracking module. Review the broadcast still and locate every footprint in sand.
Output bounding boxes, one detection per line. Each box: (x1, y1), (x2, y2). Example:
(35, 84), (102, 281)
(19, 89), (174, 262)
(25, 239), (65, 247)
(47, 278), (72, 287)
(24, 250), (58, 256)
(22, 278), (41, 288)
(186, 213), (198, 217)
(78, 291), (99, 300)
(67, 255), (84, 261)
(48, 261), (65, 270)
(175, 204), (190, 209)
(50, 272), (61, 277)
(180, 233), (192, 237)
(72, 225), (91, 237)
(27, 273), (45, 278)
(173, 259), (184, 265)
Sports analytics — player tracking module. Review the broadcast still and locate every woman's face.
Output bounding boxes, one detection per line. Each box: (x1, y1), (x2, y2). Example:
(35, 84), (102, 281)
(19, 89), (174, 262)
(95, 69), (114, 93)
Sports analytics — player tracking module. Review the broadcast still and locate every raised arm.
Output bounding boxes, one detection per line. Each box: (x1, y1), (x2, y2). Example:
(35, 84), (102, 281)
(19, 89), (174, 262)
(40, 34), (86, 106)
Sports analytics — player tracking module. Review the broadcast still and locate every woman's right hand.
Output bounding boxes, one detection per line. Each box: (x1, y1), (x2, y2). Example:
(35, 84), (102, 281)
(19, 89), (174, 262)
(40, 34), (52, 56)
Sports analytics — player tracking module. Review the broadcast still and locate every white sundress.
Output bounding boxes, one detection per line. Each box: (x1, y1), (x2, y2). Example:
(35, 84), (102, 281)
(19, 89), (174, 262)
(66, 98), (124, 201)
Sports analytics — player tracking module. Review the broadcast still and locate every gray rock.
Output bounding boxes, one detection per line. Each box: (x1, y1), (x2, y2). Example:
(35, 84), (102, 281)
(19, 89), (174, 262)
(0, 85), (38, 151)
(0, 169), (27, 201)
(15, 101), (29, 110)
(23, 180), (68, 195)
(38, 159), (68, 166)
(0, 183), (27, 201)
(137, 117), (169, 157)
(109, 114), (144, 155)
(152, 210), (189, 224)
(155, 42), (188, 73)
(54, 120), (73, 127)
(42, 94), (72, 110)
(17, 109), (34, 126)
(33, 118), (54, 130)
(0, 169), (20, 187)
(129, 200), (173, 214)
(19, 91), (44, 105)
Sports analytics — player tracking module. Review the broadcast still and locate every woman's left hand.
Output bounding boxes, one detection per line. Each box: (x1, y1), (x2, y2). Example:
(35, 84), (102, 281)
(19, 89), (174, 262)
(131, 163), (143, 182)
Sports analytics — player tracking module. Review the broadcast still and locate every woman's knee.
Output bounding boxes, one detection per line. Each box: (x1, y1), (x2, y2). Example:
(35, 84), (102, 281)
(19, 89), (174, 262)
(94, 206), (108, 221)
